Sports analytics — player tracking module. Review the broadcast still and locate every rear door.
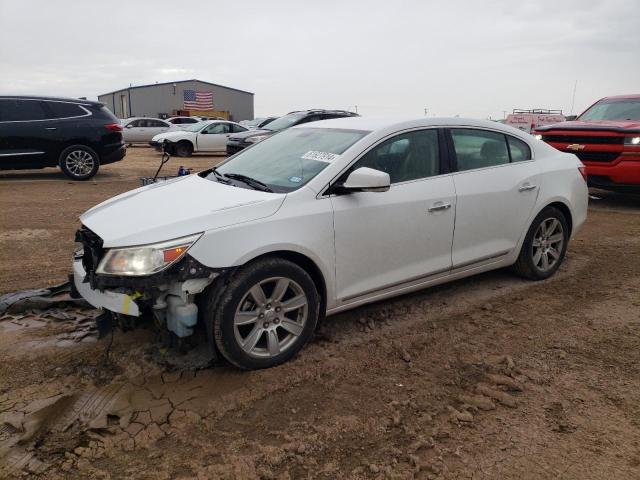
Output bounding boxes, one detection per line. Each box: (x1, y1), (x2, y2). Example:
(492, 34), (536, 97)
(122, 119), (142, 142)
(0, 98), (57, 168)
(148, 119), (172, 137)
(447, 128), (540, 268)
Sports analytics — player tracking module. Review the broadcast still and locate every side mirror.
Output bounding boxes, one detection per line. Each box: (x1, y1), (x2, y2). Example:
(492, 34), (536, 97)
(340, 167), (390, 193)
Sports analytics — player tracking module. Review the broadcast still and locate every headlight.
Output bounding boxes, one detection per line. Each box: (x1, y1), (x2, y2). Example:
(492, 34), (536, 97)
(533, 134), (543, 140)
(244, 135), (269, 144)
(625, 136), (640, 146)
(96, 234), (202, 276)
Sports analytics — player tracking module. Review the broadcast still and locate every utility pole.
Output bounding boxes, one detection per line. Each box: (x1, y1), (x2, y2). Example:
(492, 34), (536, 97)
(424, 108), (428, 116)
(570, 80), (578, 115)
(354, 105), (358, 114)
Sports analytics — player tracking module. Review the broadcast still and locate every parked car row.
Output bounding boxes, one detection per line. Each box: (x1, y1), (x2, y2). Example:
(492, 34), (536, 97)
(151, 109), (360, 157)
(1, 93), (638, 192)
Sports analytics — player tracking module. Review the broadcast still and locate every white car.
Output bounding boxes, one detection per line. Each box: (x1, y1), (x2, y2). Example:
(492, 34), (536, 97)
(151, 120), (248, 157)
(121, 117), (179, 144)
(165, 116), (202, 129)
(73, 117), (588, 369)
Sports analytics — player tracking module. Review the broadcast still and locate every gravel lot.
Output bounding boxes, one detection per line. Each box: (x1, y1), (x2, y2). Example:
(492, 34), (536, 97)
(1, 148), (639, 479)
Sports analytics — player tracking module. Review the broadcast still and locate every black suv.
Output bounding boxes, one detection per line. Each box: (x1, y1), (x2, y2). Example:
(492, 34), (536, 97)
(0, 96), (126, 180)
(226, 109), (359, 155)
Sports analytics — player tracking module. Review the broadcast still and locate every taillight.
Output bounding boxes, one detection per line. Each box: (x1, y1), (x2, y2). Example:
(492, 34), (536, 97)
(104, 123), (123, 132)
(578, 165), (587, 182)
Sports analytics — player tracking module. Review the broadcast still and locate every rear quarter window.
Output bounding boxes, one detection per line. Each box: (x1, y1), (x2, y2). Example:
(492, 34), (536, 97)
(45, 101), (87, 119)
(507, 136), (532, 161)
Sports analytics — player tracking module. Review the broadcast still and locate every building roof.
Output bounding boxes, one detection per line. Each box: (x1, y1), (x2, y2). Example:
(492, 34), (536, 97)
(98, 79), (254, 97)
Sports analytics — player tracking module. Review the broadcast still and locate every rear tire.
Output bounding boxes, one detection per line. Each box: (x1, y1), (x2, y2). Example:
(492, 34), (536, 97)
(59, 145), (100, 180)
(175, 141), (193, 157)
(513, 206), (569, 280)
(205, 257), (320, 370)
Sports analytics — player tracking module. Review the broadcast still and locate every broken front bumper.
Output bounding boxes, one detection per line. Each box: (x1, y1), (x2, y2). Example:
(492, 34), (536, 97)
(73, 259), (140, 316)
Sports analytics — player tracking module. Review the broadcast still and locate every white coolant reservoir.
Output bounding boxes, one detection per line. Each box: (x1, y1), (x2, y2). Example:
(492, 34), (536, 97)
(166, 295), (198, 338)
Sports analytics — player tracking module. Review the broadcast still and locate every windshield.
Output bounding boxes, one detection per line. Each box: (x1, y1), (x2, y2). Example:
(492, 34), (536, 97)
(183, 122), (207, 132)
(210, 128), (369, 193)
(262, 112), (308, 131)
(579, 99), (640, 121)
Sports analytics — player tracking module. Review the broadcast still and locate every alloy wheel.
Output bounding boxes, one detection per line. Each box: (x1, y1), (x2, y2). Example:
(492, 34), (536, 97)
(532, 217), (564, 272)
(233, 277), (308, 359)
(65, 150), (95, 177)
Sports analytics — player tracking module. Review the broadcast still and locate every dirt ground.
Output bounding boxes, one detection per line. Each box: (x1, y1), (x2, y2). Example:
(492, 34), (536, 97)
(1, 148), (639, 479)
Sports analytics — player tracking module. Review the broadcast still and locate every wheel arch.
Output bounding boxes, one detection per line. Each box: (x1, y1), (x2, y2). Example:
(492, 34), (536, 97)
(545, 201), (573, 237)
(240, 250), (328, 322)
(532, 199), (573, 238)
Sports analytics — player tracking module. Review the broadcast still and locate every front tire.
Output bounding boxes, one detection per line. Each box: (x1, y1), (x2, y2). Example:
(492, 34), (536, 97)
(175, 141), (193, 157)
(513, 206), (569, 280)
(59, 145), (100, 180)
(206, 257), (320, 370)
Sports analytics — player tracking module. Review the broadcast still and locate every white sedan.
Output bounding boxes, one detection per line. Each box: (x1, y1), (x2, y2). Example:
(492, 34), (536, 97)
(151, 120), (249, 156)
(74, 117), (588, 369)
(121, 117), (179, 144)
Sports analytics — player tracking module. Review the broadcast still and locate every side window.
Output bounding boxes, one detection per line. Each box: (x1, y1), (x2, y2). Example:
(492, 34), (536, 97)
(351, 129), (440, 184)
(451, 129), (509, 172)
(507, 136), (532, 162)
(203, 123), (227, 134)
(0, 99), (48, 121)
(232, 124), (247, 133)
(130, 119), (144, 127)
(45, 102), (86, 119)
(184, 118), (198, 124)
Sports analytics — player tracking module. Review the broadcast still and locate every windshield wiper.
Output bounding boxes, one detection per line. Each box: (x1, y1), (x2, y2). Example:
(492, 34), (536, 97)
(209, 167), (231, 184)
(223, 173), (273, 192)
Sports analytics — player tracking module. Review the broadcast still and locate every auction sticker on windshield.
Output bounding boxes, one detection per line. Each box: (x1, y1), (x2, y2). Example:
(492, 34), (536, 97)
(301, 151), (340, 162)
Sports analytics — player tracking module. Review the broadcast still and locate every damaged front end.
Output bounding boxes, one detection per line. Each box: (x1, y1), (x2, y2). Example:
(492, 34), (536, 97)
(73, 227), (221, 339)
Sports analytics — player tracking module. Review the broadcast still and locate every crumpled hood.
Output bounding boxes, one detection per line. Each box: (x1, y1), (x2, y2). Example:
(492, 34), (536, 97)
(537, 119), (640, 133)
(80, 175), (285, 247)
(152, 130), (196, 142)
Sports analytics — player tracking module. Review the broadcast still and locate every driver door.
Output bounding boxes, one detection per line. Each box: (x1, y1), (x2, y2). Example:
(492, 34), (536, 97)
(331, 128), (456, 303)
(197, 122), (231, 152)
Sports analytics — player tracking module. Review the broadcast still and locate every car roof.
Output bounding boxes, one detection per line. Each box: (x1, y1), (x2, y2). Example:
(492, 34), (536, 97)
(122, 117), (167, 121)
(286, 109), (358, 117)
(293, 116), (534, 139)
(600, 94), (640, 101)
(0, 95), (103, 106)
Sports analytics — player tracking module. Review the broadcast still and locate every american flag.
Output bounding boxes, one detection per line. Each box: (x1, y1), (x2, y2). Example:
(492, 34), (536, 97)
(183, 90), (213, 110)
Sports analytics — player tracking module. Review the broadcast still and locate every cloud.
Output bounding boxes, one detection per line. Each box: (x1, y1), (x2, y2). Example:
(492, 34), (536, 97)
(0, 0), (638, 118)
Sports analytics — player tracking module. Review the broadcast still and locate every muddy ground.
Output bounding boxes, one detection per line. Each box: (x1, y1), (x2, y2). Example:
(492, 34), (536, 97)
(1, 148), (639, 479)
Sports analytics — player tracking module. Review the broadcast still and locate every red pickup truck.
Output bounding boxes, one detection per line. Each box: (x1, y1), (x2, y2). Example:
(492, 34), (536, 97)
(534, 94), (640, 192)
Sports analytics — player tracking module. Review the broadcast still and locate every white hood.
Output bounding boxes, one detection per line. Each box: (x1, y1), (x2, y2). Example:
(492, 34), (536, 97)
(152, 130), (196, 142)
(80, 175), (285, 247)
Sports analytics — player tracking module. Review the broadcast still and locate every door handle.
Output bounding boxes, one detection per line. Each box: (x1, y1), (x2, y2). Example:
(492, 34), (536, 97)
(518, 183), (537, 192)
(45, 127), (57, 131)
(428, 201), (452, 212)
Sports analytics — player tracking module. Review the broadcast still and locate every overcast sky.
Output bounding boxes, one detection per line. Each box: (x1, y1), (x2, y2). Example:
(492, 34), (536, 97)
(1, 0), (639, 119)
